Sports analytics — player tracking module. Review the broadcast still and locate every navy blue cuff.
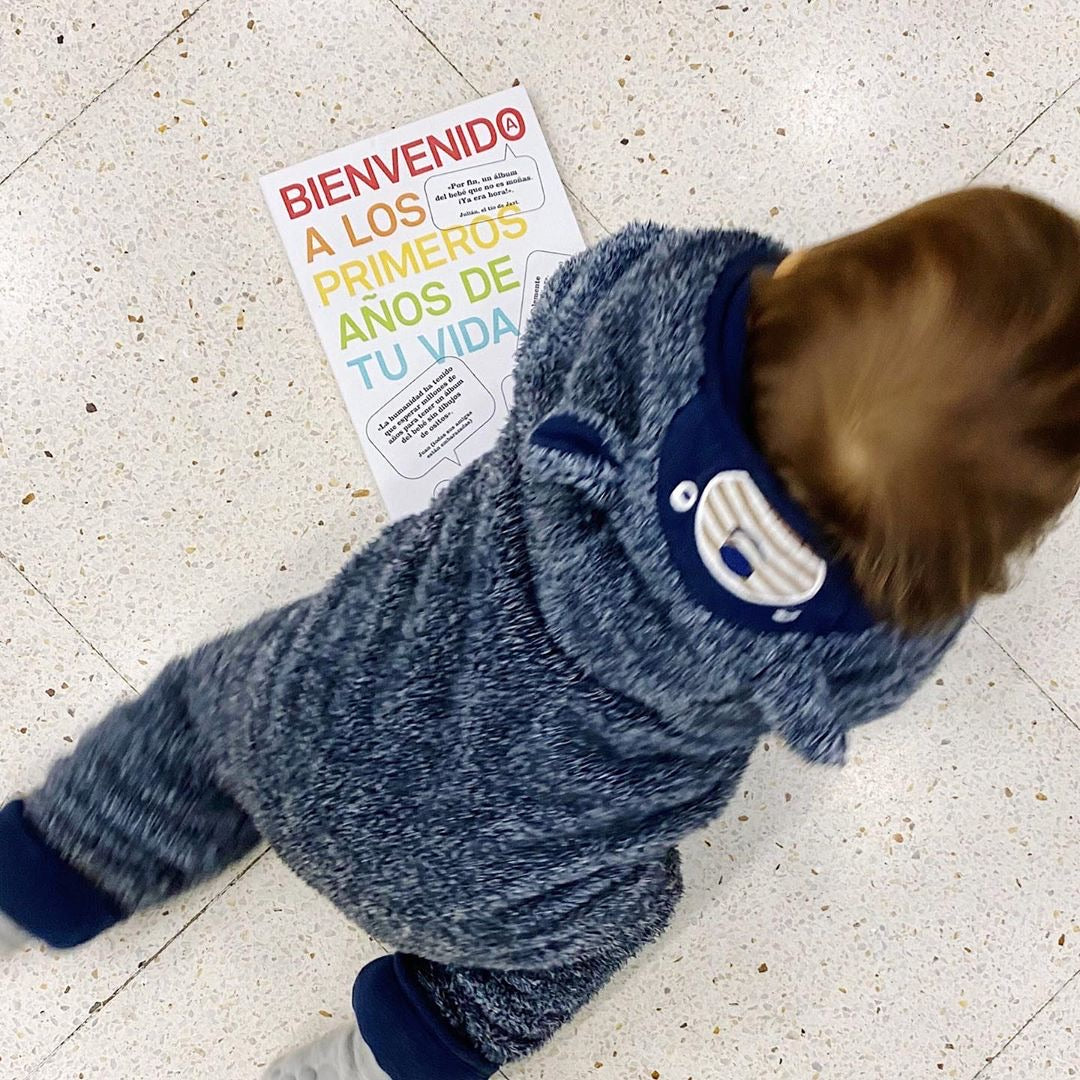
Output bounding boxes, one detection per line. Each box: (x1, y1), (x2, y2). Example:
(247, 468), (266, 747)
(0, 800), (124, 949)
(353, 954), (497, 1080)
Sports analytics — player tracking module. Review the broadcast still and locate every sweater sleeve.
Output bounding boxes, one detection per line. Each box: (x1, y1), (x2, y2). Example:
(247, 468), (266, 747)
(828, 620), (967, 731)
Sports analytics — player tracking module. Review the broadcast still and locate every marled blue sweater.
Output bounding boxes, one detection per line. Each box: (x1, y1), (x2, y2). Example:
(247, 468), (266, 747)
(24, 224), (959, 1062)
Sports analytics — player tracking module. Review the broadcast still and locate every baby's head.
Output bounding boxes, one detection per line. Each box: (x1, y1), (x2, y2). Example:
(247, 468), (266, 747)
(748, 188), (1080, 633)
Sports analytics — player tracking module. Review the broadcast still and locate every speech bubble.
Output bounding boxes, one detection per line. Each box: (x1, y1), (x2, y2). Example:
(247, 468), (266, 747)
(365, 357), (496, 480)
(425, 147), (545, 231)
(498, 249), (574, 414)
(518, 248), (570, 334)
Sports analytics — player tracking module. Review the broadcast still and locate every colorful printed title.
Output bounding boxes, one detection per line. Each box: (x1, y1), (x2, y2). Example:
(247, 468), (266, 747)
(262, 87), (584, 519)
(278, 104), (531, 393)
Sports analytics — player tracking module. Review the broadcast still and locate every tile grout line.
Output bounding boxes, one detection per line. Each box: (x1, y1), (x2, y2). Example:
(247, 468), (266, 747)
(967, 72), (1080, 185)
(967, 616), (1080, 1079)
(1, 0), (214, 693)
(381, 0), (479, 94)
(25, 846), (271, 1079)
(969, 964), (1080, 1078)
(380, 0), (613, 239)
(568, 190), (614, 238)
(0, 0), (215, 189)
(971, 615), (1079, 733)
(0, 548), (140, 695)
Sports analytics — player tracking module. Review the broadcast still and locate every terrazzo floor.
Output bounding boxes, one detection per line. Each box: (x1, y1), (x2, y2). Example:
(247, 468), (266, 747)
(2, 2), (1079, 1078)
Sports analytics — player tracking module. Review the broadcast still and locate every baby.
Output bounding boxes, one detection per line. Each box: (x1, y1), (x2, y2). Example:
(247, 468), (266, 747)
(2, 187), (1078, 1080)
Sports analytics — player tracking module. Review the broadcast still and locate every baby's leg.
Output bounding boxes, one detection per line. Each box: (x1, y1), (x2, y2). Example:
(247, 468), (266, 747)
(267, 851), (684, 1079)
(266, 951), (632, 1080)
(0, 653), (261, 950)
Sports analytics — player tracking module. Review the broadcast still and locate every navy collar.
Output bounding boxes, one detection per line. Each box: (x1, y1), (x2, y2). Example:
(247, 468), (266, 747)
(656, 252), (876, 635)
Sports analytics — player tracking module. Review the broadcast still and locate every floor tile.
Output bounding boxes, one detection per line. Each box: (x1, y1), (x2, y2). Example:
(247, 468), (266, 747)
(2, 3), (1079, 1079)
(0, 0), (476, 682)
(977, 974), (1080, 1078)
(29, 853), (386, 1080)
(503, 625), (1080, 1079)
(399, 0), (1080, 244)
(0, 558), (130, 795)
(1, 1), (186, 179)
(978, 503), (1080, 732)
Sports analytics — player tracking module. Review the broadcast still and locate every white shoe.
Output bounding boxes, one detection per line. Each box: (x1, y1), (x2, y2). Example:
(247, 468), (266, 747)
(263, 1022), (393, 1080)
(0, 910), (31, 958)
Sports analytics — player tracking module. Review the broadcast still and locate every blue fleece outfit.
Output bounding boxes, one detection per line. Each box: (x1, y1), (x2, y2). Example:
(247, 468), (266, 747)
(1, 225), (959, 1076)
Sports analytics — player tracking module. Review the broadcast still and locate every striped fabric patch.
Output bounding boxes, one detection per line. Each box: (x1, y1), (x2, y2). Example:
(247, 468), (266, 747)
(692, 470), (826, 607)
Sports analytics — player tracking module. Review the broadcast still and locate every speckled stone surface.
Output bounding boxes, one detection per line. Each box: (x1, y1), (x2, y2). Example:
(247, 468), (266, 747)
(1, 2), (1078, 1079)
(29, 854), (387, 1080)
(397, 0), (1080, 244)
(1, 1), (187, 179)
(978, 975), (1080, 1077)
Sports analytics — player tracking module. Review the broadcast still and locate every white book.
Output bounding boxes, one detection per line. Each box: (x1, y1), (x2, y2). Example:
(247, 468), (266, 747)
(261, 86), (586, 520)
